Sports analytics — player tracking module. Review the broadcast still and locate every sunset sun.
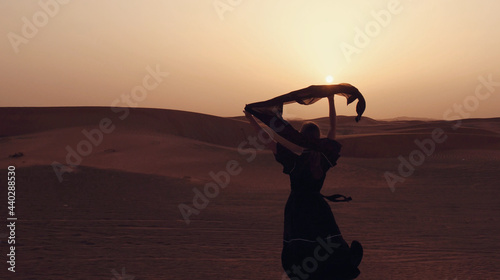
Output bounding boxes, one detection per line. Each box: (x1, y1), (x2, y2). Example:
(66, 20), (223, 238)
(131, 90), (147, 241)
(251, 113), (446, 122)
(325, 75), (334, 84)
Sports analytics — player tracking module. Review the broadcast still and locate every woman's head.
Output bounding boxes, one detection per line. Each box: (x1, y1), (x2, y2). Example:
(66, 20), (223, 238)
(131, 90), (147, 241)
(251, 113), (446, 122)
(300, 122), (320, 140)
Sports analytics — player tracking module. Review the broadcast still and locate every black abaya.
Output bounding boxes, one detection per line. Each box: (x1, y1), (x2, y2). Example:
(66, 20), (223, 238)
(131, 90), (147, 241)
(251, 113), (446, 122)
(275, 139), (360, 280)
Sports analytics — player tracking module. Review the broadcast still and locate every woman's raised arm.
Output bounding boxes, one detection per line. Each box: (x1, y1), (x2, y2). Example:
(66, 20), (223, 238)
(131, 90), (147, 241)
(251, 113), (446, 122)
(244, 111), (277, 154)
(327, 96), (337, 140)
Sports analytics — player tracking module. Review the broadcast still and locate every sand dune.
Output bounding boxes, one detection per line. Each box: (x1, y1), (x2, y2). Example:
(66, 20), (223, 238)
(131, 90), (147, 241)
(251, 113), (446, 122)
(2, 107), (499, 161)
(1, 107), (500, 279)
(0, 107), (253, 147)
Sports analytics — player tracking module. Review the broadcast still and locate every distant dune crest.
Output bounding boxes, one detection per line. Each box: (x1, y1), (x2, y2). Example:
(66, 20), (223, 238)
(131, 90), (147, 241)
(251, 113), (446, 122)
(1, 107), (500, 160)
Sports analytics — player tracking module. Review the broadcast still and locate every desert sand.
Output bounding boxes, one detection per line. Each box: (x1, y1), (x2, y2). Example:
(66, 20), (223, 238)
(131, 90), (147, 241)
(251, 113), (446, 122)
(1, 107), (500, 279)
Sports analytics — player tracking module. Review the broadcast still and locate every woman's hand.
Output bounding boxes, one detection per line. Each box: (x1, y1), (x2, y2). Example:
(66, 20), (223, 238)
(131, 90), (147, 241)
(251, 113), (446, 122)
(244, 110), (253, 119)
(244, 110), (260, 129)
(243, 110), (277, 153)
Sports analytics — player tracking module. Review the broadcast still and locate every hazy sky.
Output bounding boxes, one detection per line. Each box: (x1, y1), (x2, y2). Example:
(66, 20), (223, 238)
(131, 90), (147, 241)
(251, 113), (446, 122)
(1, 0), (499, 120)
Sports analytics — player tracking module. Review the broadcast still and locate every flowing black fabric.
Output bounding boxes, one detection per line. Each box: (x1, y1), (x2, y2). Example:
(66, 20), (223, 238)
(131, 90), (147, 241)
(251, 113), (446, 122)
(323, 194), (352, 203)
(244, 83), (365, 149)
(246, 84), (363, 279)
(275, 142), (360, 279)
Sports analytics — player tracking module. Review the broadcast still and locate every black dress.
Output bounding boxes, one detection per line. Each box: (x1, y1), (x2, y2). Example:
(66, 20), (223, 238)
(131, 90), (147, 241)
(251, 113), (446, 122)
(275, 138), (360, 280)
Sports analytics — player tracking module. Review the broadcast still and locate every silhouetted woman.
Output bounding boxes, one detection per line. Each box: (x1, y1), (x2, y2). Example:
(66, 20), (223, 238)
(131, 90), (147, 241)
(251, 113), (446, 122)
(245, 95), (362, 280)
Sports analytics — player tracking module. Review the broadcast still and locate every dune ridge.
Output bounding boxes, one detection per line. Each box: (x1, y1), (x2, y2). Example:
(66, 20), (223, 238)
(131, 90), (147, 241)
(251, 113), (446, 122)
(1, 107), (499, 162)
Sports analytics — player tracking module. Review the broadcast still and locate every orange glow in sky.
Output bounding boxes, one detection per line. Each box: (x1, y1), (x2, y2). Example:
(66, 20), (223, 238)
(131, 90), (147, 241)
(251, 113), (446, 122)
(1, 1), (499, 120)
